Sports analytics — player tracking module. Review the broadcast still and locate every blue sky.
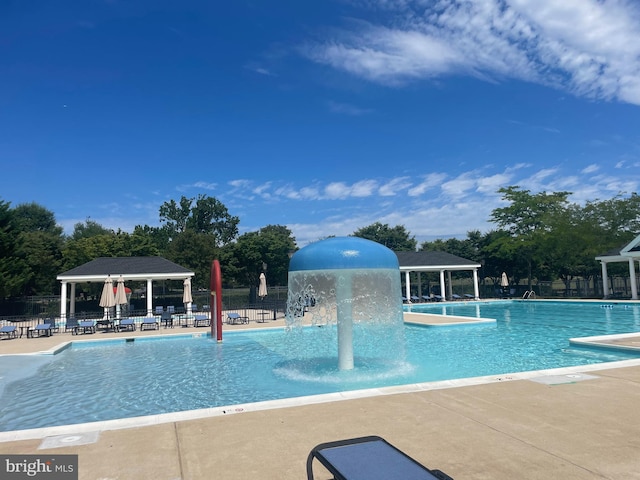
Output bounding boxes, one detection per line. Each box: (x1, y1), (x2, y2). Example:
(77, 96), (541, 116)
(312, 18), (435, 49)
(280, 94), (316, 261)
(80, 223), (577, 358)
(2, 0), (640, 246)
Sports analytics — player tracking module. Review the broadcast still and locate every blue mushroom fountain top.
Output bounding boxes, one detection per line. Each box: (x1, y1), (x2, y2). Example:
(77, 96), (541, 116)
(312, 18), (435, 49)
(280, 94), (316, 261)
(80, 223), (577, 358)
(289, 236), (399, 271)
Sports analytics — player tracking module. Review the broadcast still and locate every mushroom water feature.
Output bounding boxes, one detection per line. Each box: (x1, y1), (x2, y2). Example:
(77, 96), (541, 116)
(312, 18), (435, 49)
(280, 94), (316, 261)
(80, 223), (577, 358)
(285, 237), (405, 373)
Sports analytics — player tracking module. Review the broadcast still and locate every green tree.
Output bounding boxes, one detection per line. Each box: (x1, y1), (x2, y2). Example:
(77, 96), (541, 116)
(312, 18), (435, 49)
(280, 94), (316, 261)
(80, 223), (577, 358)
(159, 195), (239, 247)
(164, 230), (218, 290)
(225, 225), (297, 287)
(489, 186), (571, 290)
(12, 202), (64, 295)
(0, 199), (29, 297)
(353, 223), (417, 251)
(71, 219), (113, 240)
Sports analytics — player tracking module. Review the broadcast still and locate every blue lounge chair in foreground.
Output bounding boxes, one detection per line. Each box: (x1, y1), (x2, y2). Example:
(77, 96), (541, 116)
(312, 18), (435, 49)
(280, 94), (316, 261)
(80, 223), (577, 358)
(306, 435), (453, 480)
(0, 325), (17, 339)
(141, 317), (159, 331)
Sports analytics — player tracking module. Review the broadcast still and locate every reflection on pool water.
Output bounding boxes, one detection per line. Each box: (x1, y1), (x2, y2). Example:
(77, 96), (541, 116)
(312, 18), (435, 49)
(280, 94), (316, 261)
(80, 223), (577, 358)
(1, 301), (639, 432)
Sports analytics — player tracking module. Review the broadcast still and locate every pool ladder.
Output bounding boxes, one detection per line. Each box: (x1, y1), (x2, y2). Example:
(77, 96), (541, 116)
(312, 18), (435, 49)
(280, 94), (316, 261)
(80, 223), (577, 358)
(522, 290), (536, 300)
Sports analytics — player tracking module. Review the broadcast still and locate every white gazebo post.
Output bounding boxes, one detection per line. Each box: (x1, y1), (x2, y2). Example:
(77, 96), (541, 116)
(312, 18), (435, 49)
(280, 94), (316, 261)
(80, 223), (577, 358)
(472, 268), (480, 300)
(628, 258), (638, 300)
(600, 261), (609, 298)
(439, 269), (446, 300)
(404, 271), (411, 302)
(60, 281), (68, 320)
(146, 278), (154, 316)
(446, 271), (453, 299)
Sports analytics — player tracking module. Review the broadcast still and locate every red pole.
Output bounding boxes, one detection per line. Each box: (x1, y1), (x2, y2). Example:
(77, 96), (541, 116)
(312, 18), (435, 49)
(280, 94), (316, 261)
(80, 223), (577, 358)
(210, 259), (223, 342)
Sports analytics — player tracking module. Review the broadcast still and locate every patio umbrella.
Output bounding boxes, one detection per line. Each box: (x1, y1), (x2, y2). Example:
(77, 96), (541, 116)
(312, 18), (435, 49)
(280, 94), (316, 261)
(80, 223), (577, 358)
(258, 272), (267, 299)
(99, 276), (116, 318)
(114, 275), (128, 319)
(183, 277), (193, 315)
(114, 276), (128, 305)
(500, 272), (509, 288)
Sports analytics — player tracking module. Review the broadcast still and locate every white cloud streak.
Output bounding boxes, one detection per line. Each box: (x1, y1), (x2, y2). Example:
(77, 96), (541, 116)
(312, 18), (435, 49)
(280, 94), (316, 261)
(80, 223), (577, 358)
(302, 0), (640, 105)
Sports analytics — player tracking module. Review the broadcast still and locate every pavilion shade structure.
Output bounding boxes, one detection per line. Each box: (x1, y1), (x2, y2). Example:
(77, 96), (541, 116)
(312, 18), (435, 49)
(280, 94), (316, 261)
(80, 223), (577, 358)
(57, 256), (195, 320)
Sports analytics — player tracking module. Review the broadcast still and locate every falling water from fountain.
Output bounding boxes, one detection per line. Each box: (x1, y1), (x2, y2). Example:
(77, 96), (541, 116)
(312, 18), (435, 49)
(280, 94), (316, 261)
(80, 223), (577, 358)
(283, 237), (406, 381)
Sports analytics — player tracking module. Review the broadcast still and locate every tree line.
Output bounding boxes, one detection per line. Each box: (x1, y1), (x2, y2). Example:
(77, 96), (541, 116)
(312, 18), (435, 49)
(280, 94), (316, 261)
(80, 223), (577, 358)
(1, 187), (638, 299)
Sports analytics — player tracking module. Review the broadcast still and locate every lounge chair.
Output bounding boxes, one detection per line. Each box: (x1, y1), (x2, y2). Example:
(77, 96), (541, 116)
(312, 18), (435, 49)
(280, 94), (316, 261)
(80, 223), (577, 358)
(0, 325), (17, 339)
(65, 317), (79, 333)
(421, 295), (433, 302)
(161, 311), (173, 328)
(451, 294), (462, 300)
(31, 321), (53, 337)
(193, 315), (210, 327)
(44, 317), (59, 333)
(154, 306), (163, 315)
(463, 294), (474, 299)
(410, 295), (421, 303)
(226, 312), (249, 325)
(117, 318), (136, 332)
(432, 294), (443, 302)
(140, 317), (159, 331)
(74, 320), (96, 335)
(306, 435), (452, 480)
(167, 305), (175, 314)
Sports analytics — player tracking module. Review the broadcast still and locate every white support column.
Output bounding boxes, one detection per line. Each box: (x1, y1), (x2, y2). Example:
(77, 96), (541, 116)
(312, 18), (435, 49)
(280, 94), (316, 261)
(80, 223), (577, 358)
(628, 257), (638, 300)
(446, 271), (453, 299)
(60, 281), (68, 320)
(404, 271), (411, 302)
(417, 272), (422, 299)
(472, 268), (480, 300)
(439, 269), (446, 301)
(146, 279), (154, 316)
(601, 261), (609, 299)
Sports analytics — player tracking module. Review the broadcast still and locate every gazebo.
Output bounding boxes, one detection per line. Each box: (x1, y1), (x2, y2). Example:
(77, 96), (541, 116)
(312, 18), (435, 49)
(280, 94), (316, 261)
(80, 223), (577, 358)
(595, 234), (640, 300)
(395, 251), (481, 301)
(57, 257), (195, 319)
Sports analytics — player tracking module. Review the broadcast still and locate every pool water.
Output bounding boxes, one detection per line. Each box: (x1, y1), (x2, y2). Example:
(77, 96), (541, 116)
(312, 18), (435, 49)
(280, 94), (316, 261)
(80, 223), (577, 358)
(1, 301), (639, 432)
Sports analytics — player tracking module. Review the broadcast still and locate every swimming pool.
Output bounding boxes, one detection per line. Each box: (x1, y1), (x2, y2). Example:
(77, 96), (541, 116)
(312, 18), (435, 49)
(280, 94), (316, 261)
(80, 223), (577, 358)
(1, 300), (639, 432)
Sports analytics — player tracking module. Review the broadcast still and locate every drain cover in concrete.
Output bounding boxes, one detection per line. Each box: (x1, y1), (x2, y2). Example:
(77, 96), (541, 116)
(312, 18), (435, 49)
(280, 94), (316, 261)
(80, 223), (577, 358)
(39, 431), (100, 449)
(530, 373), (599, 385)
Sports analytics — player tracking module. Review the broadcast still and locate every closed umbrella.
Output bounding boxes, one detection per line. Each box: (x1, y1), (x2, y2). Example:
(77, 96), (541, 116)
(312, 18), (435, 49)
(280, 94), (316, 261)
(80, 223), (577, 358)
(99, 276), (116, 318)
(258, 272), (267, 299)
(114, 275), (128, 319)
(500, 272), (509, 297)
(114, 276), (128, 305)
(183, 277), (193, 315)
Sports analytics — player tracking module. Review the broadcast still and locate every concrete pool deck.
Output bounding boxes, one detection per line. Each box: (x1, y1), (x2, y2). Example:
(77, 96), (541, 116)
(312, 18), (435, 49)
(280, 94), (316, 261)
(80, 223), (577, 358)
(2, 312), (640, 479)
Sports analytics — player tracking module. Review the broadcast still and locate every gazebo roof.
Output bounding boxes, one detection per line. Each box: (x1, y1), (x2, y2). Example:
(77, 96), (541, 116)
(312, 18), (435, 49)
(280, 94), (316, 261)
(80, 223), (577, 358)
(57, 257), (194, 283)
(595, 234), (640, 262)
(395, 251), (480, 272)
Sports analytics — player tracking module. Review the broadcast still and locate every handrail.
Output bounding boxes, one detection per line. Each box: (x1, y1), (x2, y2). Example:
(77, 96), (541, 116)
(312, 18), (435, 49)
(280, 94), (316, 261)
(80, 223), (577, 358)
(522, 290), (536, 300)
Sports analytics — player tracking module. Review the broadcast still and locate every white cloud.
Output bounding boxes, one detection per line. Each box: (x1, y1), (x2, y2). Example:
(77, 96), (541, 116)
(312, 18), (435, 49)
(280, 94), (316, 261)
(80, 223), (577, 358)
(328, 100), (374, 115)
(302, 0), (640, 105)
(379, 176), (412, 196)
(581, 164), (599, 174)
